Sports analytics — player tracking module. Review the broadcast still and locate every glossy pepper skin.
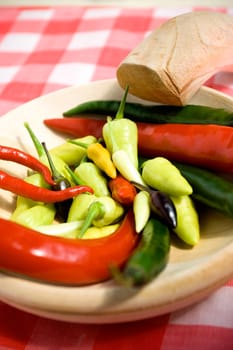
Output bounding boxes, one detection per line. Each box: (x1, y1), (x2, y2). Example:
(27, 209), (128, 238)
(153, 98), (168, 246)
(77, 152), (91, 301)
(109, 175), (137, 206)
(0, 211), (138, 285)
(74, 162), (110, 197)
(0, 145), (55, 186)
(0, 170), (93, 203)
(44, 119), (233, 173)
(137, 123), (233, 173)
(62, 99), (233, 126)
(175, 162), (233, 217)
(69, 140), (117, 179)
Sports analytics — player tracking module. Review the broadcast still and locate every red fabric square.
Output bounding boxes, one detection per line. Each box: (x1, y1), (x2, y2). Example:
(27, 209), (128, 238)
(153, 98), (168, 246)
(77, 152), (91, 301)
(44, 19), (81, 34)
(1, 81), (45, 103)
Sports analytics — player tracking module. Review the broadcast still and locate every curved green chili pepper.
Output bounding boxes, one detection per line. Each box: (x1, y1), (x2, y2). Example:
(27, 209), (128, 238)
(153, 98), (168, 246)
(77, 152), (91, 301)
(175, 162), (233, 218)
(112, 216), (170, 287)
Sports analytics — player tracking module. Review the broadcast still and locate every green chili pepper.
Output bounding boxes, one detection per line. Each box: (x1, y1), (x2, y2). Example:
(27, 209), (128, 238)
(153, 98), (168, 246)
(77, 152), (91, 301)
(112, 216), (170, 286)
(174, 162), (233, 218)
(11, 203), (56, 229)
(112, 150), (145, 186)
(102, 86), (139, 169)
(132, 182), (177, 229)
(171, 195), (200, 246)
(133, 190), (150, 233)
(63, 100), (233, 126)
(67, 193), (96, 222)
(50, 135), (97, 166)
(25, 122), (74, 185)
(37, 221), (120, 239)
(42, 142), (72, 222)
(142, 157), (192, 196)
(77, 196), (124, 238)
(74, 162), (110, 197)
(10, 172), (55, 221)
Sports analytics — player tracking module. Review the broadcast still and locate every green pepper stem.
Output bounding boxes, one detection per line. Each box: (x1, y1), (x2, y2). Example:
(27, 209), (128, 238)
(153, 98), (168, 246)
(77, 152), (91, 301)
(115, 85), (129, 120)
(65, 165), (83, 185)
(24, 122), (46, 158)
(68, 140), (88, 149)
(131, 181), (150, 193)
(42, 142), (62, 182)
(77, 201), (105, 238)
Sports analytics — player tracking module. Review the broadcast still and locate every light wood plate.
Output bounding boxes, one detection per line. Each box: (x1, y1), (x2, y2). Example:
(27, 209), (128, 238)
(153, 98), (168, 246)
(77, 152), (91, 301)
(0, 79), (233, 323)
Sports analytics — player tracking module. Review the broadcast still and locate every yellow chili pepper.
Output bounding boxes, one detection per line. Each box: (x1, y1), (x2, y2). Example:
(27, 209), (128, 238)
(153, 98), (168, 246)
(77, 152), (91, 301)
(69, 140), (117, 179)
(87, 143), (117, 179)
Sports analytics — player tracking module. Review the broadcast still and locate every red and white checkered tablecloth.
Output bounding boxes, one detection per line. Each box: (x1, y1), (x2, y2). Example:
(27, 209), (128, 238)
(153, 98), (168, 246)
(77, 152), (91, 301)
(0, 5), (233, 350)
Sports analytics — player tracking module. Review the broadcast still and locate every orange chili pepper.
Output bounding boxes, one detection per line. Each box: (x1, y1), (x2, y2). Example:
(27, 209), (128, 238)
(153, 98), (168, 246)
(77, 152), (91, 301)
(109, 175), (137, 206)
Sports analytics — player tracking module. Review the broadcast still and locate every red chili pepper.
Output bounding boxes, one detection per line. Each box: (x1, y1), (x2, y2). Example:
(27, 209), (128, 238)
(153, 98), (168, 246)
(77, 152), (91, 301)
(44, 118), (233, 173)
(0, 170), (93, 202)
(0, 211), (138, 285)
(0, 145), (55, 186)
(137, 123), (233, 173)
(44, 117), (105, 139)
(109, 175), (137, 206)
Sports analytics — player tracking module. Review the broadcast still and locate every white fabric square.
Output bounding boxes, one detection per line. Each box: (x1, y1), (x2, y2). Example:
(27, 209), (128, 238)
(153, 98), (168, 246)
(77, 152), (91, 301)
(0, 66), (20, 84)
(170, 286), (233, 329)
(154, 7), (193, 18)
(0, 33), (41, 52)
(48, 63), (95, 85)
(68, 30), (110, 50)
(18, 9), (54, 20)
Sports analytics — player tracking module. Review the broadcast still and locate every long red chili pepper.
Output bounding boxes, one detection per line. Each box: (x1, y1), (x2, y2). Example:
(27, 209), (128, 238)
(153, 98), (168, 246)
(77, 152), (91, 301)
(0, 211), (138, 285)
(44, 117), (105, 138)
(0, 145), (55, 185)
(0, 170), (93, 202)
(44, 118), (233, 173)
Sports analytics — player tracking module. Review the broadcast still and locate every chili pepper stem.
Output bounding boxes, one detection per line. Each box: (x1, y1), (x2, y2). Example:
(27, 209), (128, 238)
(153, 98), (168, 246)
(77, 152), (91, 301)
(65, 165), (83, 185)
(24, 122), (46, 158)
(42, 142), (62, 182)
(77, 201), (105, 238)
(115, 85), (129, 119)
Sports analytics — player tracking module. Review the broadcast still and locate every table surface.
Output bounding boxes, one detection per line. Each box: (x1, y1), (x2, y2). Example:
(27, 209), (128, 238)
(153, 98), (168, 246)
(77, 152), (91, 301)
(0, 4), (233, 350)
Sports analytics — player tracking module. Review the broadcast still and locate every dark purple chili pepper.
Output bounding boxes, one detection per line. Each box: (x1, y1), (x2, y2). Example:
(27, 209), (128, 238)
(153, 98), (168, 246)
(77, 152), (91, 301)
(131, 181), (177, 229)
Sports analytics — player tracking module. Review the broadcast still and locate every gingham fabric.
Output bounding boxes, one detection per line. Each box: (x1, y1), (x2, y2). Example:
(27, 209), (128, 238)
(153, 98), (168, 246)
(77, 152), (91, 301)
(0, 6), (233, 350)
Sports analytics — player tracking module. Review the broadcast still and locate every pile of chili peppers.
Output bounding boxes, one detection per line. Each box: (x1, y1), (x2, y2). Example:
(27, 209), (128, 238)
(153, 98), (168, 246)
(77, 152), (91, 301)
(1, 87), (233, 287)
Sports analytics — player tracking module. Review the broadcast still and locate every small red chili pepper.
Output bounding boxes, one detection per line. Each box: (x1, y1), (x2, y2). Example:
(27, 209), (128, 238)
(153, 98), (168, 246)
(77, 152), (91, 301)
(0, 211), (138, 285)
(44, 118), (233, 173)
(0, 170), (93, 203)
(109, 175), (137, 206)
(0, 145), (55, 186)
